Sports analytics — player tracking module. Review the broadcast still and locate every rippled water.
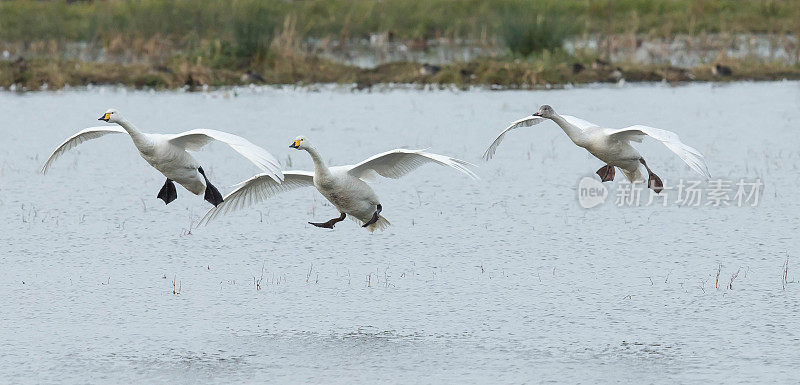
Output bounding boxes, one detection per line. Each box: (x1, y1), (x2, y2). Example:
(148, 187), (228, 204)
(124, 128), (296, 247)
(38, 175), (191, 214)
(1, 82), (799, 384)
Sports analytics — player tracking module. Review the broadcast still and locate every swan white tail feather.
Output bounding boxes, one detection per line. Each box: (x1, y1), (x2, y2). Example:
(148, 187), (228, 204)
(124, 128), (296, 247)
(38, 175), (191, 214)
(350, 215), (391, 232)
(365, 215), (391, 232)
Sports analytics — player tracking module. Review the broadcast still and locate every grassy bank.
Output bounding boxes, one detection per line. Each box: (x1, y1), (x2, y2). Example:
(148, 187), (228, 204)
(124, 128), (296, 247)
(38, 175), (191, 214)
(1, 0), (799, 90)
(3, 54), (799, 91)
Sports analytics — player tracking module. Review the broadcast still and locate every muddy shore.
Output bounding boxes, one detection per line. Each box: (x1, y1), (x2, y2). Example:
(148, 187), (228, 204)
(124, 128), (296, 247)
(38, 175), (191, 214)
(2, 54), (799, 92)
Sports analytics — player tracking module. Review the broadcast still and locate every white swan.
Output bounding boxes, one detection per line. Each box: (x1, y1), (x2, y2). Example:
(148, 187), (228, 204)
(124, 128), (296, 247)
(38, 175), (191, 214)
(202, 136), (478, 232)
(42, 108), (284, 206)
(483, 105), (711, 192)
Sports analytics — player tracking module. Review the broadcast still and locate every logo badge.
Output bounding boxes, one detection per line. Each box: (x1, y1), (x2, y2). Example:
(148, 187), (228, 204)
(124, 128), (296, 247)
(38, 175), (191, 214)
(577, 177), (608, 208)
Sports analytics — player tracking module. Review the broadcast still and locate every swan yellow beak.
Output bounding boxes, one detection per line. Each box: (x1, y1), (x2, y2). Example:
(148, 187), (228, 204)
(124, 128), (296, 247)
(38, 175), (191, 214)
(290, 139), (301, 148)
(98, 113), (111, 122)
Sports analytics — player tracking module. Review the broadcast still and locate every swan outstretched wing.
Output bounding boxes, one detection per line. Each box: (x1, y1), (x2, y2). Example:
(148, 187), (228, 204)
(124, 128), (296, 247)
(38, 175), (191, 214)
(482, 115), (545, 160)
(605, 125), (711, 179)
(41, 126), (127, 174)
(200, 171), (314, 224)
(482, 114), (597, 160)
(169, 129), (283, 182)
(346, 149), (478, 181)
(561, 115), (601, 131)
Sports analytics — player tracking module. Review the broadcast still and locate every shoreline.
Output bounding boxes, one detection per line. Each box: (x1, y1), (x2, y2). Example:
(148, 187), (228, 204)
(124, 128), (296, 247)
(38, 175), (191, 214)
(1, 79), (794, 96)
(2, 57), (799, 92)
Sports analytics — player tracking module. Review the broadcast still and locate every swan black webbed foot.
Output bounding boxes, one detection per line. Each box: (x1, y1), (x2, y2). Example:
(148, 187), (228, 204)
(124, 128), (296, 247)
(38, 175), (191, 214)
(596, 164), (616, 182)
(198, 167), (224, 206)
(157, 178), (178, 205)
(639, 158), (664, 193)
(309, 212), (347, 229)
(362, 204), (382, 228)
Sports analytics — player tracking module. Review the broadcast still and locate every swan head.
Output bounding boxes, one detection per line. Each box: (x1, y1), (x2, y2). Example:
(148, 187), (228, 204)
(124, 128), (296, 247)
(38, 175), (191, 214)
(289, 135), (308, 150)
(98, 108), (122, 123)
(532, 105), (556, 119)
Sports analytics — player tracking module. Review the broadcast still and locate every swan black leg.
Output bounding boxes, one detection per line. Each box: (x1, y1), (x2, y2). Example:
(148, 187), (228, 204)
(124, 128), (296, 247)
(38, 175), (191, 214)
(198, 167), (224, 206)
(639, 158), (664, 193)
(309, 212), (347, 229)
(596, 164), (616, 182)
(157, 178), (178, 205)
(362, 204), (382, 228)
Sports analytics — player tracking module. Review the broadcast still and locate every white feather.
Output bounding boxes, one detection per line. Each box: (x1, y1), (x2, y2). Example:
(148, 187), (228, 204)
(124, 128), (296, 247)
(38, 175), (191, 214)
(41, 126), (126, 174)
(604, 125), (711, 180)
(483, 114), (597, 160)
(200, 171), (314, 224)
(348, 148), (478, 180)
(168, 129), (283, 182)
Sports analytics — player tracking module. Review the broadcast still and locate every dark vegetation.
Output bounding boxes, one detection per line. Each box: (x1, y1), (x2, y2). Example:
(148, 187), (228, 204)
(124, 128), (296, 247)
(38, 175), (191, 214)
(1, 0), (799, 89)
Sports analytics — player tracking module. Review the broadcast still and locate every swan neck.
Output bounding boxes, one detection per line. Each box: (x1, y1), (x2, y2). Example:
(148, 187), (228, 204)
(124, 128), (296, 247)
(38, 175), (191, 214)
(305, 146), (331, 176)
(551, 114), (586, 145)
(118, 119), (149, 146)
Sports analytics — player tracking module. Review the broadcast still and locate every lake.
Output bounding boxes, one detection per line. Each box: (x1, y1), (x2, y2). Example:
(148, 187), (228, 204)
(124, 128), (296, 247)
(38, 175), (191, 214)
(1, 82), (798, 384)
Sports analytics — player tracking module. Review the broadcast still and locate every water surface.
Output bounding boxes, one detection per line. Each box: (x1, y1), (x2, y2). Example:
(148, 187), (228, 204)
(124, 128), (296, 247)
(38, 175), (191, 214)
(1, 82), (798, 384)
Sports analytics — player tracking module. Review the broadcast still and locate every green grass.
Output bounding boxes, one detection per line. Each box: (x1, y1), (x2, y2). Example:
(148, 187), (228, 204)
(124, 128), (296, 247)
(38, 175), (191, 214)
(501, 13), (574, 57)
(1, 0), (797, 44)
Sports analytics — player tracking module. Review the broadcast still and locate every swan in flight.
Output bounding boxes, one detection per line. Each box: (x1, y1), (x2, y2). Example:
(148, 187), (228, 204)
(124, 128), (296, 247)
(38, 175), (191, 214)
(483, 105), (710, 192)
(202, 136), (478, 232)
(42, 108), (284, 206)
